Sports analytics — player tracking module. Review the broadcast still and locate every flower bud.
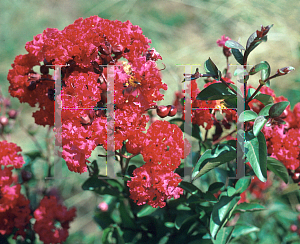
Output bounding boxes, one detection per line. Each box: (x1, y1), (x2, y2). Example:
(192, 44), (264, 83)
(157, 106), (170, 118)
(21, 170), (32, 182)
(167, 105), (177, 117)
(0, 116), (9, 126)
(8, 109), (18, 119)
(40, 65), (49, 75)
(98, 202), (109, 212)
(223, 47), (232, 57)
(290, 224), (298, 232)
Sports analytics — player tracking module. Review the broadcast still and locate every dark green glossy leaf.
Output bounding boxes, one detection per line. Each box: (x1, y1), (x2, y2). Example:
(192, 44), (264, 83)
(210, 196), (240, 239)
(267, 156), (289, 184)
(269, 101), (290, 118)
(231, 49), (244, 65)
(208, 182), (225, 194)
(238, 110), (258, 122)
(213, 226), (235, 244)
(205, 58), (219, 77)
(253, 115), (268, 136)
(114, 225), (125, 244)
(223, 97), (237, 109)
(225, 40), (245, 50)
(179, 181), (203, 197)
(244, 131), (267, 182)
(235, 176), (251, 194)
(175, 211), (195, 230)
(196, 83), (236, 101)
(249, 62), (269, 75)
(258, 104), (273, 116)
(233, 203), (265, 213)
(119, 201), (135, 229)
(192, 144), (237, 180)
(253, 93), (274, 105)
(137, 205), (158, 217)
(82, 176), (124, 196)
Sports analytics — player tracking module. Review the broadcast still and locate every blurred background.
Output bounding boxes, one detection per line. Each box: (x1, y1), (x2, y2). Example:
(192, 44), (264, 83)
(0, 0), (299, 243)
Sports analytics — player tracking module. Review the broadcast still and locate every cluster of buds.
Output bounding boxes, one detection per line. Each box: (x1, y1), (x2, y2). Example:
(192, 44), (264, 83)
(156, 105), (177, 118)
(0, 92), (18, 134)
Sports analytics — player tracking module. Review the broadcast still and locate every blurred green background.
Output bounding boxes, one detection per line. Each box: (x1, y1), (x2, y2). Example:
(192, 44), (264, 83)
(0, 0), (299, 243)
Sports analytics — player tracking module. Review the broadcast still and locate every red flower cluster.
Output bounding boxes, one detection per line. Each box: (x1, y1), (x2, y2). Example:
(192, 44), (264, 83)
(8, 16), (167, 173)
(0, 141), (31, 238)
(33, 195), (76, 244)
(127, 120), (191, 208)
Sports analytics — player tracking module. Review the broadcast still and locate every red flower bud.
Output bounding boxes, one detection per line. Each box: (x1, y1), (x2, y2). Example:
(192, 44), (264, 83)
(223, 46), (232, 57)
(8, 109), (18, 119)
(167, 105), (177, 117)
(157, 106), (170, 118)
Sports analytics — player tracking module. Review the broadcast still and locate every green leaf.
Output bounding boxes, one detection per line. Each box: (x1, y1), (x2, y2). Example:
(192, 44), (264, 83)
(175, 211), (195, 230)
(249, 62), (270, 75)
(137, 205), (158, 217)
(235, 176), (251, 194)
(213, 226), (235, 244)
(225, 40), (245, 50)
(233, 203), (265, 213)
(246, 88), (259, 100)
(119, 201), (135, 229)
(231, 223), (259, 239)
(210, 196), (240, 239)
(244, 131), (267, 182)
(102, 227), (113, 244)
(231, 49), (244, 65)
(238, 110), (258, 122)
(258, 104), (273, 116)
(253, 115), (268, 136)
(269, 101), (290, 118)
(113, 225), (125, 244)
(253, 93), (274, 105)
(260, 61), (271, 81)
(267, 156), (289, 184)
(208, 182), (225, 194)
(196, 83), (236, 101)
(192, 144), (237, 180)
(205, 58), (219, 77)
(179, 181), (203, 197)
(82, 176), (124, 196)
(223, 97), (237, 109)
